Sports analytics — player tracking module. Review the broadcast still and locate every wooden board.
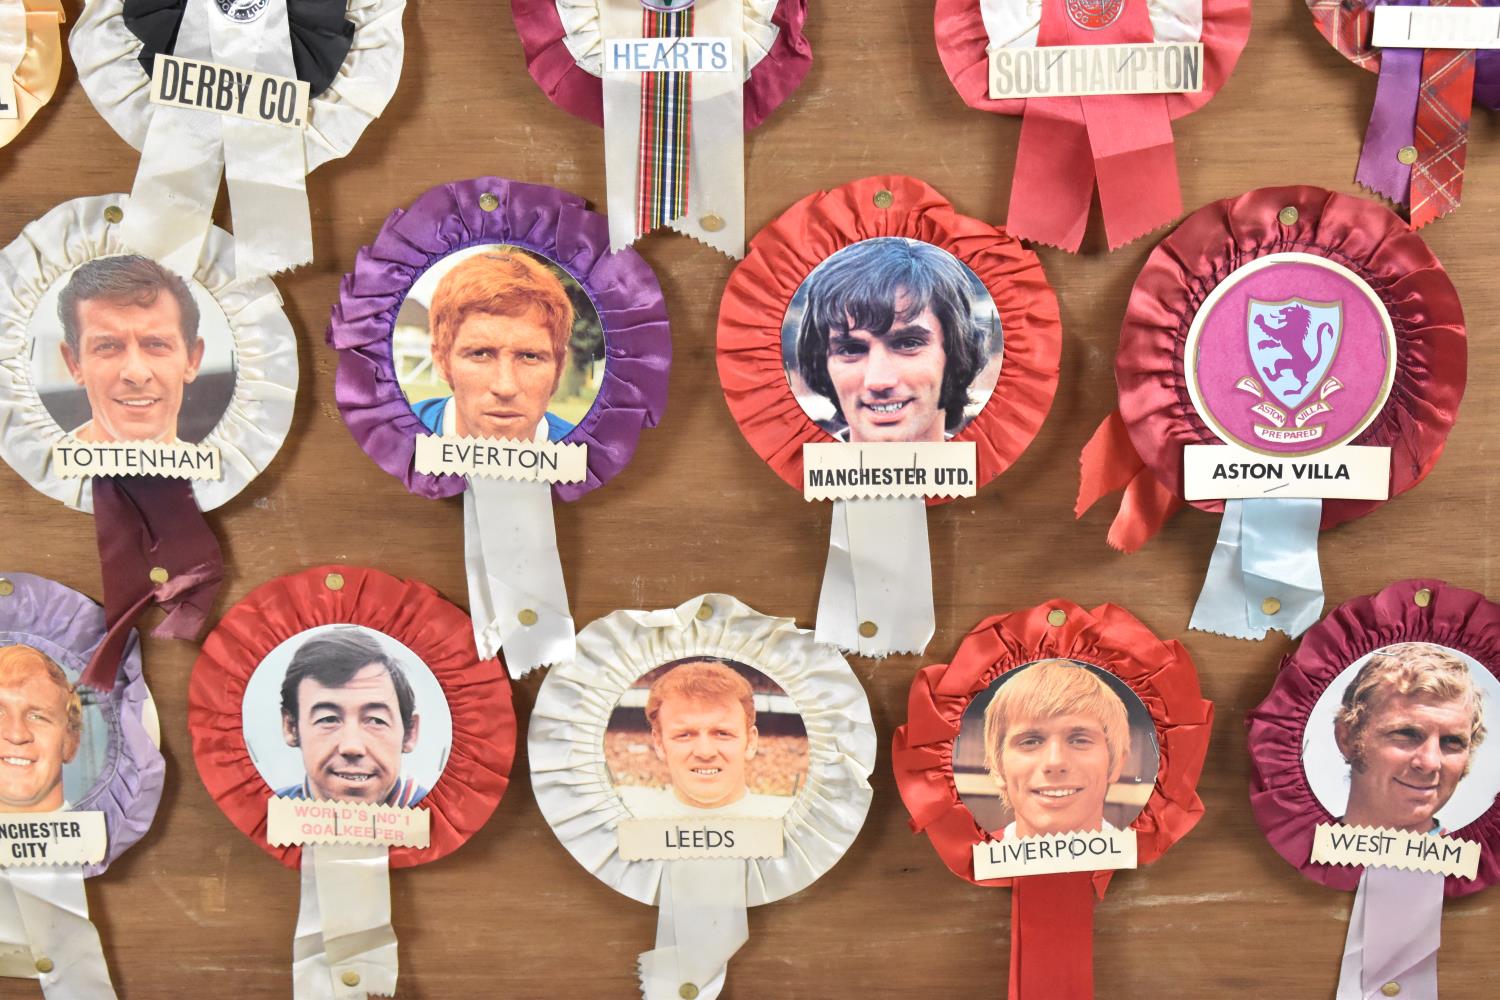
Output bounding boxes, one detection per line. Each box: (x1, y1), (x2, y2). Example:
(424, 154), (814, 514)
(3, 1), (1499, 995)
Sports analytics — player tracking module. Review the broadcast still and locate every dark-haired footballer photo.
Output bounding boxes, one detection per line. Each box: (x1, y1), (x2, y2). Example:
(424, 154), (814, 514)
(780, 237), (1003, 443)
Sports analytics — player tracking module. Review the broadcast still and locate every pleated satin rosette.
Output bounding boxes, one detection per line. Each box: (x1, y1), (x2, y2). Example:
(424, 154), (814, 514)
(1248, 579), (1500, 999)
(529, 593), (876, 1000)
(69, 0), (406, 277)
(512, 0), (810, 257)
(0, 572), (165, 1000)
(934, 0), (1250, 251)
(716, 175), (1060, 657)
(0, 194), (297, 690)
(188, 565), (515, 1000)
(1308, 0), (1500, 229)
(1076, 186), (1465, 640)
(0, 0), (65, 150)
(892, 600), (1211, 1000)
(326, 177), (670, 677)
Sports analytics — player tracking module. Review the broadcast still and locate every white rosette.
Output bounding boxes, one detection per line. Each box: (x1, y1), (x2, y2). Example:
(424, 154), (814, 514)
(979, 0), (1203, 48)
(69, 0), (404, 171)
(0, 193), (297, 513)
(530, 593), (876, 1000)
(69, 0), (405, 276)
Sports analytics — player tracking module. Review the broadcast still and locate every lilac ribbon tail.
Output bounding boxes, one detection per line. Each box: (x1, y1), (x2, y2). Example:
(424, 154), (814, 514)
(1357, 46), (1423, 206)
(1337, 865), (1443, 999)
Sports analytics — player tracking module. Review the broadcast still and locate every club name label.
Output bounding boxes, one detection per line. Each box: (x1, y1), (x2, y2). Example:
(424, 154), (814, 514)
(1312, 823), (1479, 879)
(0, 76), (17, 120)
(267, 797), (431, 848)
(989, 43), (1204, 99)
(53, 441), (223, 480)
(1182, 443), (1390, 501)
(803, 441), (978, 501)
(413, 435), (588, 483)
(604, 38), (734, 73)
(0, 812), (107, 866)
(1372, 7), (1500, 50)
(972, 827), (1137, 878)
(149, 53), (310, 129)
(617, 817), (784, 860)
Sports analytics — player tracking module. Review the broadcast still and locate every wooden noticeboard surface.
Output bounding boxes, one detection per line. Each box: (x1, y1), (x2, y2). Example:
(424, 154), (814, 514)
(3, 1), (1499, 996)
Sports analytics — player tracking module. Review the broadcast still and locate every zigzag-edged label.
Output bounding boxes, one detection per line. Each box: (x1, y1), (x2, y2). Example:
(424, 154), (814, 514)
(1311, 823), (1479, 879)
(414, 434), (587, 483)
(803, 441), (977, 501)
(0, 811), (106, 867)
(52, 440), (222, 480)
(267, 796), (430, 849)
(972, 826), (1136, 878)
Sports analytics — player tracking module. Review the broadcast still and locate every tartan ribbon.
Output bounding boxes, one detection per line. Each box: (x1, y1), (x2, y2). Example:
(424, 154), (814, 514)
(635, 7), (693, 239)
(1316, 0), (1480, 227)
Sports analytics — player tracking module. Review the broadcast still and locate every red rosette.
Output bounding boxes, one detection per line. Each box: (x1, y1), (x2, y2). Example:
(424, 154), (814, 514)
(511, 0), (811, 130)
(187, 565), (515, 870)
(892, 599), (1212, 892)
(716, 174), (1060, 505)
(1248, 578), (1500, 898)
(933, 0), (1250, 119)
(1078, 185), (1466, 552)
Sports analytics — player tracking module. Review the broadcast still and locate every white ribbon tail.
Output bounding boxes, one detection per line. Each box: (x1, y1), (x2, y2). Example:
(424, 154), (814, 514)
(638, 858), (747, 1000)
(664, 0), (744, 258)
(1189, 497), (1323, 640)
(293, 844), (397, 1000)
(121, 0), (309, 277)
(464, 476), (575, 677)
(1336, 866), (1443, 1000)
(815, 497), (934, 657)
(0, 867), (115, 998)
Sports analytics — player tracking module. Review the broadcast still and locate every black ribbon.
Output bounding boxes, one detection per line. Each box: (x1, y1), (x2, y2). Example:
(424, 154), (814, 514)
(123, 0), (355, 98)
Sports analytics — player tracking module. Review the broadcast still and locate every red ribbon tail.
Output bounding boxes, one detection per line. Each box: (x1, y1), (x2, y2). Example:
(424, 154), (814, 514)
(1076, 408), (1182, 553)
(1076, 409), (1141, 518)
(1008, 99), (1094, 252)
(1084, 94), (1180, 250)
(82, 477), (223, 692)
(1010, 872), (1096, 1000)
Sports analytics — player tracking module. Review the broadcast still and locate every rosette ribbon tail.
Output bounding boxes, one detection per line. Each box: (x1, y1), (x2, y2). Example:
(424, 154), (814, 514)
(120, 0), (311, 277)
(293, 844), (398, 1000)
(1189, 497), (1323, 641)
(1356, 39), (1421, 206)
(463, 476), (575, 677)
(815, 497), (934, 658)
(82, 476), (223, 692)
(0, 867), (115, 998)
(1006, 0), (1180, 252)
(1009, 872), (1095, 1000)
(638, 858), (747, 1000)
(602, 0), (745, 258)
(1336, 866), (1443, 1000)
(1075, 408), (1183, 553)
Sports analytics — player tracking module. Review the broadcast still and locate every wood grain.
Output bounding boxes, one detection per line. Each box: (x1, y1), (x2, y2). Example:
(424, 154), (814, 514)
(3, 1), (1499, 996)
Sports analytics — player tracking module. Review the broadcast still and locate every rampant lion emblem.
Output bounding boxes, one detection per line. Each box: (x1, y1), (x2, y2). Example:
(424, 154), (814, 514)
(1065, 0), (1124, 30)
(1247, 299), (1343, 410)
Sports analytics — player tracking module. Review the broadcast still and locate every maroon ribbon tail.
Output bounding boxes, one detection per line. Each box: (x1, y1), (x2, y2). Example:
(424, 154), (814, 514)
(82, 476), (223, 692)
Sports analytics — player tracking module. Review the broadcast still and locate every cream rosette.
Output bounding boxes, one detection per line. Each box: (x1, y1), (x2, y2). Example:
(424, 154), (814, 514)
(0, 194), (297, 513)
(531, 593), (874, 999)
(69, 0), (404, 172)
(555, 0), (780, 80)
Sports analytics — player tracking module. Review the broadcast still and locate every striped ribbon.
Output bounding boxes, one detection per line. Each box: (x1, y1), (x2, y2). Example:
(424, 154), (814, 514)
(636, 7), (693, 237)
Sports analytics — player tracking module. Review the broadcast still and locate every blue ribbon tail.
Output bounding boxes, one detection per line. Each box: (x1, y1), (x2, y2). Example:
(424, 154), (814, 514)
(1189, 497), (1324, 640)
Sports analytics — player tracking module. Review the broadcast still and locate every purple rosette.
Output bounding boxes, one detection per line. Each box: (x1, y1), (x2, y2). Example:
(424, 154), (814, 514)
(1248, 578), (1500, 898)
(0, 573), (165, 876)
(327, 177), (671, 502)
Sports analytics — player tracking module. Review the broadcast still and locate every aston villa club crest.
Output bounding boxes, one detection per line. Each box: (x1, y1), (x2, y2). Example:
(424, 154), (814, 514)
(1066, 0), (1125, 30)
(1236, 298), (1344, 445)
(216, 0), (269, 22)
